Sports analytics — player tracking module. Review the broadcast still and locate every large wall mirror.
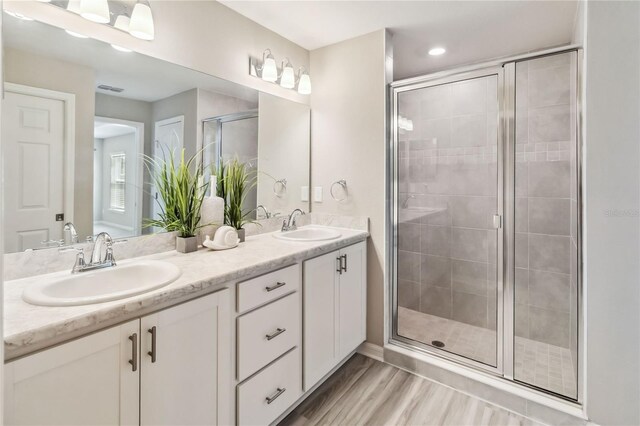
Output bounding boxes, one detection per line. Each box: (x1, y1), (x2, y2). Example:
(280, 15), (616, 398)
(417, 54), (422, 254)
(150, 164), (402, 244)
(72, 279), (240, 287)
(2, 16), (311, 253)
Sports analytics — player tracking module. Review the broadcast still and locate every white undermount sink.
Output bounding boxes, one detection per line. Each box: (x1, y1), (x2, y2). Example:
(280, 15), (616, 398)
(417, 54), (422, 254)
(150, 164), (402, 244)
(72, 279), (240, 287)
(22, 260), (181, 307)
(273, 226), (342, 242)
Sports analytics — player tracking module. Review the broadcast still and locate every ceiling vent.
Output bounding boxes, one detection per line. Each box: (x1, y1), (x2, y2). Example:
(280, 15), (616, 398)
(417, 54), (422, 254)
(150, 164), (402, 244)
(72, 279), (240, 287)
(97, 84), (124, 93)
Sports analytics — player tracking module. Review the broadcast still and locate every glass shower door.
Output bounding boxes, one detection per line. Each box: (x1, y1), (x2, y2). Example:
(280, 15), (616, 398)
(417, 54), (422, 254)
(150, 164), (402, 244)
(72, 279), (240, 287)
(394, 70), (502, 369)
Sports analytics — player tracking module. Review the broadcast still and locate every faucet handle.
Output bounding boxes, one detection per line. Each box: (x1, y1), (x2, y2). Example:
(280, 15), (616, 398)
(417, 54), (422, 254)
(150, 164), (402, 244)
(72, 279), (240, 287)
(105, 247), (116, 266)
(281, 219), (288, 232)
(71, 249), (86, 273)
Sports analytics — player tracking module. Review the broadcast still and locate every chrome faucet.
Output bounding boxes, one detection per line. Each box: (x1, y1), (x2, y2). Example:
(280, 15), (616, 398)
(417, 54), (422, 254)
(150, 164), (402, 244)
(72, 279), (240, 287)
(281, 209), (305, 232)
(63, 222), (79, 244)
(69, 232), (117, 273)
(256, 205), (271, 219)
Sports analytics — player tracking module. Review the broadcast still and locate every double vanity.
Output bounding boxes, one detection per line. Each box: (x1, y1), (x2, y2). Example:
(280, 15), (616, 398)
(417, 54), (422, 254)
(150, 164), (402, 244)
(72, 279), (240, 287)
(3, 224), (368, 425)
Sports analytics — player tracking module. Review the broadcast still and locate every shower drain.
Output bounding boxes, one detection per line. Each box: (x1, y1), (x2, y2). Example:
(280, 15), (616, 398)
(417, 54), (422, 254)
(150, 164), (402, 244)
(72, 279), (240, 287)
(431, 340), (445, 348)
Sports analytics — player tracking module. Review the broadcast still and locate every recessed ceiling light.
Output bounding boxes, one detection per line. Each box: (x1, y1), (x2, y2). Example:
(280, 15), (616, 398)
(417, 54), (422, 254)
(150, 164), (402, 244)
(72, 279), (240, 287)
(111, 44), (132, 53)
(4, 10), (34, 21)
(428, 47), (446, 56)
(65, 30), (89, 38)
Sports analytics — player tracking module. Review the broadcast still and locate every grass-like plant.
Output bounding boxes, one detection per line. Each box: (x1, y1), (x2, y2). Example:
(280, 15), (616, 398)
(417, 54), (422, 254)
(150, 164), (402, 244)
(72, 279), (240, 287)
(223, 158), (257, 230)
(144, 148), (208, 238)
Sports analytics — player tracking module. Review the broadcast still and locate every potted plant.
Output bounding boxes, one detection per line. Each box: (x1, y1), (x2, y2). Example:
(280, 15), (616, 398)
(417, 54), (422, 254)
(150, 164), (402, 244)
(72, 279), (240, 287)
(223, 158), (256, 242)
(145, 149), (208, 253)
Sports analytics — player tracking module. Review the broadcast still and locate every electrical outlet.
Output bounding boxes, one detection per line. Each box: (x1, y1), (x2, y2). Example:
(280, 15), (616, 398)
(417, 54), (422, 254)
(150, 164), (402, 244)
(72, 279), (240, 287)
(301, 186), (309, 202)
(314, 187), (323, 203)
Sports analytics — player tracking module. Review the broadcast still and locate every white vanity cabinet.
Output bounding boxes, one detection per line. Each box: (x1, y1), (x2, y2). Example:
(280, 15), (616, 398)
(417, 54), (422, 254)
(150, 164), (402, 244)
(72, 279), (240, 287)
(140, 290), (231, 426)
(3, 289), (231, 426)
(303, 241), (367, 390)
(4, 319), (140, 426)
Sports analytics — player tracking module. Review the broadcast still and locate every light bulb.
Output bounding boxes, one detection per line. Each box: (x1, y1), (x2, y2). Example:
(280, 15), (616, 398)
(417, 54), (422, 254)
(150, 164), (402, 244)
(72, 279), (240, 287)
(297, 71), (311, 95)
(280, 60), (295, 89)
(129, 1), (154, 40)
(80, 0), (110, 24)
(261, 51), (278, 82)
(428, 47), (446, 56)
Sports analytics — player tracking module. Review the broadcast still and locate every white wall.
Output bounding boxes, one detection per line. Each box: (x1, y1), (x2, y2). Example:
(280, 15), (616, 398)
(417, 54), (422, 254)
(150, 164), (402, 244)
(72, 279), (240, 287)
(310, 30), (390, 346)
(257, 93), (310, 217)
(583, 1), (640, 424)
(4, 0), (310, 105)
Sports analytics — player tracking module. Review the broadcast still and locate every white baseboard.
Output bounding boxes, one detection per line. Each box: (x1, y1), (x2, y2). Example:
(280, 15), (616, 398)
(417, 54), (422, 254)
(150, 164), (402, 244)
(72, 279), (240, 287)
(357, 341), (384, 362)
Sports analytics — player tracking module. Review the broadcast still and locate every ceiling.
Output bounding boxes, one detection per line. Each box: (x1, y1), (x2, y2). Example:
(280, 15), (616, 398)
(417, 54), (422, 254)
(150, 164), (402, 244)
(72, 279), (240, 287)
(220, 0), (579, 79)
(3, 15), (258, 103)
(94, 121), (136, 139)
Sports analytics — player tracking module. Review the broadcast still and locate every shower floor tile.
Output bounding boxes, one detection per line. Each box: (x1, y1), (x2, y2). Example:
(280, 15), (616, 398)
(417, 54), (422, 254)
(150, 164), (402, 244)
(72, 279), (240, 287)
(397, 307), (577, 398)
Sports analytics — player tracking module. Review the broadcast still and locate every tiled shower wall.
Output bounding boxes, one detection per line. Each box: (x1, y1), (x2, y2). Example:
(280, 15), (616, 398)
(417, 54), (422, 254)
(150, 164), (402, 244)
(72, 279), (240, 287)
(397, 76), (499, 332)
(514, 52), (578, 361)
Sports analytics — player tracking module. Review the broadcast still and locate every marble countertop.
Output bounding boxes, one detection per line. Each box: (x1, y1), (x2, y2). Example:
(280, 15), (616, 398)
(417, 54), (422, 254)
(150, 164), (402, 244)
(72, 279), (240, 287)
(4, 227), (368, 361)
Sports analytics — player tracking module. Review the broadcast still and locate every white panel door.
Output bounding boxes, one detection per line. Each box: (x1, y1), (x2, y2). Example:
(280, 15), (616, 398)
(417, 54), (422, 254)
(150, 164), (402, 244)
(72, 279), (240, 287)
(3, 320), (140, 426)
(140, 289), (231, 426)
(152, 116), (184, 223)
(2, 91), (65, 252)
(303, 250), (339, 391)
(338, 241), (367, 359)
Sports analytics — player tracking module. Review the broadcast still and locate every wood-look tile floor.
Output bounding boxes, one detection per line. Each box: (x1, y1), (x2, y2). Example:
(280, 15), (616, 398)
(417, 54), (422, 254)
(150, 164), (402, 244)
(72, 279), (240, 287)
(280, 354), (543, 426)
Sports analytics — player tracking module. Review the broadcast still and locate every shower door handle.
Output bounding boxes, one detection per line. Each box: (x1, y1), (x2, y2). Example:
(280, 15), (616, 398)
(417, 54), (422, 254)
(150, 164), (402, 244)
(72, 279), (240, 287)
(492, 214), (502, 229)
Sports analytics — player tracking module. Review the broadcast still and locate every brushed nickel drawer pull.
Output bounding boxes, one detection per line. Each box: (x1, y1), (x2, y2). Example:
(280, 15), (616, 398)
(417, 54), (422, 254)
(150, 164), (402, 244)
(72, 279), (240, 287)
(266, 328), (286, 341)
(266, 281), (286, 292)
(336, 257), (342, 274)
(128, 333), (138, 372)
(266, 387), (286, 404)
(148, 326), (157, 363)
(341, 254), (348, 273)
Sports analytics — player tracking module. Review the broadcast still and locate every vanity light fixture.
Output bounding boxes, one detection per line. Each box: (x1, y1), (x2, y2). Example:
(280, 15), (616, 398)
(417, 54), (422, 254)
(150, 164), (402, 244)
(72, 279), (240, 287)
(260, 49), (278, 82)
(250, 50), (312, 94)
(80, 0), (111, 24)
(66, 0), (81, 14)
(296, 67), (312, 95)
(129, 0), (155, 40)
(114, 15), (131, 32)
(280, 59), (295, 89)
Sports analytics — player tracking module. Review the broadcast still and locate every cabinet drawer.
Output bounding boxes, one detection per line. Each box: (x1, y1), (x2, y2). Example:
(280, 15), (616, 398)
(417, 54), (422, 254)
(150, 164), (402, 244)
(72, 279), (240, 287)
(237, 292), (300, 381)
(237, 348), (302, 426)
(237, 264), (300, 314)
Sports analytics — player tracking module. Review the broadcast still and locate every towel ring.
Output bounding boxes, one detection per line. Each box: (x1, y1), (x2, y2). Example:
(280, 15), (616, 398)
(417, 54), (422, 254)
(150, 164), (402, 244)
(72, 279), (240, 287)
(330, 179), (348, 202)
(273, 178), (287, 198)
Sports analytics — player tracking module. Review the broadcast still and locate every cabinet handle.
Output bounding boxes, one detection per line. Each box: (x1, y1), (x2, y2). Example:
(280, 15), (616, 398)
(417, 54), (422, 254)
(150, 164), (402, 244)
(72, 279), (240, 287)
(148, 326), (157, 363)
(266, 281), (286, 292)
(341, 254), (348, 273)
(266, 387), (286, 404)
(128, 333), (138, 372)
(266, 327), (286, 341)
(336, 257), (342, 274)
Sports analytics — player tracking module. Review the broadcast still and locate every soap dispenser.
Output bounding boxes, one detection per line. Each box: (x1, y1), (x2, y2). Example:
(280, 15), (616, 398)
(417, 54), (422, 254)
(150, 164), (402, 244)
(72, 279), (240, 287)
(199, 175), (225, 241)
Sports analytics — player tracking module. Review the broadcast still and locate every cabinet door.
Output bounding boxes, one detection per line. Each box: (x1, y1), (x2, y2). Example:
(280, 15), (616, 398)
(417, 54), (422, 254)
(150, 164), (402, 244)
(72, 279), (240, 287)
(303, 250), (340, 391)
(338, 241), (367, 359)
(140, 289), (231, 426)
(4, 320), (139, 426)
